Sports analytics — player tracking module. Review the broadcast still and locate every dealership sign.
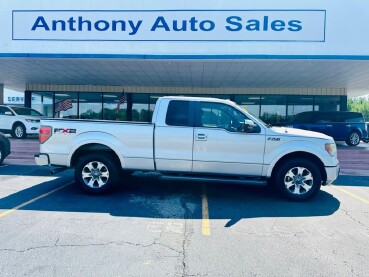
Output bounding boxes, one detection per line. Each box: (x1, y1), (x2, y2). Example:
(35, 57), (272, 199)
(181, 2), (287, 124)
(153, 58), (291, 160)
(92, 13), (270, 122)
(12, 10), (326, 42)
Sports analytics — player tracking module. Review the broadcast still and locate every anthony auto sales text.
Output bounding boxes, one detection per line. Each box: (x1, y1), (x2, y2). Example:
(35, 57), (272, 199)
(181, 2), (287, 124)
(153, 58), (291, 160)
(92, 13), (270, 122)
(31, 15), (303, 35)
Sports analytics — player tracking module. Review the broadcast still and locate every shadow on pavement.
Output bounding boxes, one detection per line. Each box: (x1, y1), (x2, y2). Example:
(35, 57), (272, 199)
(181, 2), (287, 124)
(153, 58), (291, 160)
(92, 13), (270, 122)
(332, 175), (369, 187)
(0, 165), (57, 176)
(0, 169), (341, 227)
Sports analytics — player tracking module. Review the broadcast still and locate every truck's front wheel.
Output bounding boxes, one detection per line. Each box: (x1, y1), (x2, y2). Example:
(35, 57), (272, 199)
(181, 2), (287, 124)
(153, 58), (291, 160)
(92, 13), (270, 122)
(274, 159), (322, 201)
(75, 154), (120, 194)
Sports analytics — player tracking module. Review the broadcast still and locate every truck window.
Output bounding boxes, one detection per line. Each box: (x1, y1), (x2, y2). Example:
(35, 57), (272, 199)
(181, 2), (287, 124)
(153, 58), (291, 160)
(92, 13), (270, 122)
(313, 113), (333, 123)
(166, 100), (191, 126)
(291, 112), (315, 123)
(196, 102), (249, 132)
(342, 112), (364, 123)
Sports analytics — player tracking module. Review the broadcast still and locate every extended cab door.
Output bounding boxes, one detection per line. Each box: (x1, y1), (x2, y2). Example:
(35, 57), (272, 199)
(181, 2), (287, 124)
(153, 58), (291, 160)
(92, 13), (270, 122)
(154, 100), (195, 172)
(192, 101), (266, 176)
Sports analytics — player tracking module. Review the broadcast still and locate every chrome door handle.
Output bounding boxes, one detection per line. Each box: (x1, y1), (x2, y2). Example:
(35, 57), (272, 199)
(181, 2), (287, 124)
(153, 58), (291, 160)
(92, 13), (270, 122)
(196, 134), (207, 141)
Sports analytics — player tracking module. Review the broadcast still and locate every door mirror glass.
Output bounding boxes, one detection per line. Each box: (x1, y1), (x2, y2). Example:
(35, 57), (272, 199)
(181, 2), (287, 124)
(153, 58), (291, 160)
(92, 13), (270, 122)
(244, 119), (256, 126)
(238, 119), (261, 133)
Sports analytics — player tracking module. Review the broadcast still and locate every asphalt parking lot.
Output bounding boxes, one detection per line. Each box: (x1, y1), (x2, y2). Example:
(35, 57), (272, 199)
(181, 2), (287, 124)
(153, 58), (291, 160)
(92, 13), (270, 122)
(1, 138), (369, 276)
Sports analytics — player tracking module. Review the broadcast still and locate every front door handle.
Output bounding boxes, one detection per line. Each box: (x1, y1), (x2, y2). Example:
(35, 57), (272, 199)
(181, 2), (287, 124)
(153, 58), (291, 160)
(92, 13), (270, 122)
(196, 133), (207, 141)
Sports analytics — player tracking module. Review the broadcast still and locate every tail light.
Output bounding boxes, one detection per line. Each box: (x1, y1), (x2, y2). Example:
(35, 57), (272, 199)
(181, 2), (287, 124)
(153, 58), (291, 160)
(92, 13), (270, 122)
(39, 126), (52, 144)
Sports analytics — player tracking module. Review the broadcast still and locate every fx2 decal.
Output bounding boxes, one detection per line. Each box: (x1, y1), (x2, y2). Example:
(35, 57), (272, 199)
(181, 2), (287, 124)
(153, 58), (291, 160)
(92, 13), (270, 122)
(54, 128), (76, 134)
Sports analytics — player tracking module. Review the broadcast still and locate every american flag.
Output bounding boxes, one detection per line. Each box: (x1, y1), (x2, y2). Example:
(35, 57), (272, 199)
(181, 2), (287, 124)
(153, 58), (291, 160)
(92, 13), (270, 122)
(115, 92), (127, 113)
(55, 98), (73, 113)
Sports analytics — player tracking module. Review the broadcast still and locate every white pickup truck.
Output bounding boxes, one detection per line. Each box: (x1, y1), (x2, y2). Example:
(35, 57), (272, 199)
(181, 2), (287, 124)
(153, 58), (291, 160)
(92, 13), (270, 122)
(35, 96), (339, 201)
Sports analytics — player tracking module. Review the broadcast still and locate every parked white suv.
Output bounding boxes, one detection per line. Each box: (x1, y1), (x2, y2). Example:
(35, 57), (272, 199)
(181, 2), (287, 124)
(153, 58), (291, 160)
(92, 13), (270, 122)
(0, 105), (43, 139)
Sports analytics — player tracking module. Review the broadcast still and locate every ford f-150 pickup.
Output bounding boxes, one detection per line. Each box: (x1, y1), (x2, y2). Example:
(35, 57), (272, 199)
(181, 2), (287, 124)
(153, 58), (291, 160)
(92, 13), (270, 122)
(35, 96), (340, 201)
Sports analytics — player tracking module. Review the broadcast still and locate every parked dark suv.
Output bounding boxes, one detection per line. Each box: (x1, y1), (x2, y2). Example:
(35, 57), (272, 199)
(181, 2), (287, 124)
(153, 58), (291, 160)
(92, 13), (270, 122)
(0, 132), (11, 164)
(287, 111), (368, 146)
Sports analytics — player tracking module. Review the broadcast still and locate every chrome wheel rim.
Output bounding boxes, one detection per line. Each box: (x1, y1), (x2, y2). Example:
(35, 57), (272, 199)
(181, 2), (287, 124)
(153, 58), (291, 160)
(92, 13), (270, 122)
(15, 126), (24, 138)
(350, 133), (360, 145)
(284, 167), (313, 195)
(82, 161), (110, 188)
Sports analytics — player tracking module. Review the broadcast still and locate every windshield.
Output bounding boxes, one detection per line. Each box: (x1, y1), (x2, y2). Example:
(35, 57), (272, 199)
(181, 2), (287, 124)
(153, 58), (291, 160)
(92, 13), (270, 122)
(12, 107), (43, 116)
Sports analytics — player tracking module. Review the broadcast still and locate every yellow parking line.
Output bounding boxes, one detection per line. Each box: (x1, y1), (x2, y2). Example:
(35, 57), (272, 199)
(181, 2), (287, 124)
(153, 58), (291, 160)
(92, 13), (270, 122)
(0, 181), (73, 219)
(331, 185), (369, 205)
(202, 185), (210, 236)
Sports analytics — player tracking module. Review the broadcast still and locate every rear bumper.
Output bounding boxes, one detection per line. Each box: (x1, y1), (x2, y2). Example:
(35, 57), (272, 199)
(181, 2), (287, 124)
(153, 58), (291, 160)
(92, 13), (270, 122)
(324, 164), (340, 185)
(34, 153), (49, 166)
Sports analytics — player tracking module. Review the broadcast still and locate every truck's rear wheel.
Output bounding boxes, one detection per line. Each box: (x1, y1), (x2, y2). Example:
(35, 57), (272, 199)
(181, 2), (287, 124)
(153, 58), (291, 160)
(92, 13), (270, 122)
(75, 153), (120, 194)
(274, 159), (322, 201)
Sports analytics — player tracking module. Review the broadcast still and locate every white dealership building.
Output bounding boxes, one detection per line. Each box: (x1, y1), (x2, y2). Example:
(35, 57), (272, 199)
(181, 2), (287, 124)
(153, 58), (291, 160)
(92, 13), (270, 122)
(0, 0), (369, 123)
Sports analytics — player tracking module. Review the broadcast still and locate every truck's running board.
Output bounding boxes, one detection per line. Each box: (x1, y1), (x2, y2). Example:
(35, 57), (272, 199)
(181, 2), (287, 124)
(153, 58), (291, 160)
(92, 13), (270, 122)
(158, 175), (267, 186)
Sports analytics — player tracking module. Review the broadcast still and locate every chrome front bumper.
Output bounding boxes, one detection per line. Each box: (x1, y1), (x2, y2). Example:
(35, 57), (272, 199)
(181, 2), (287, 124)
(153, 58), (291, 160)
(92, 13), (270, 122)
(324, 164), (340, 185)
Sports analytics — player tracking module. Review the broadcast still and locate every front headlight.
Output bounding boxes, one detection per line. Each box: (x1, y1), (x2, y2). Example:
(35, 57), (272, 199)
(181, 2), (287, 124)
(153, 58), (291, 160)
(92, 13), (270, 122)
(325, 143), (337, 157)
(25, 119), (40, 123)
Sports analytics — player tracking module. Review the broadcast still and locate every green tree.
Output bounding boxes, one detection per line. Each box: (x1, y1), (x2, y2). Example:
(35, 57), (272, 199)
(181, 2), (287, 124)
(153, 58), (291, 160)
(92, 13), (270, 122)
(347, 97), (369, 121)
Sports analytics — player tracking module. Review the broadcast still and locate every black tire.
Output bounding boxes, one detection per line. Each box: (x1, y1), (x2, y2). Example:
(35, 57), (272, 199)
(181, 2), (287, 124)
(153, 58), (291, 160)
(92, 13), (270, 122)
(74, 153), (121, 194)
(11, 123), (27, 139)
(273, 159), (322, 201)
(0, 145), (4, 165)
(345, 131), (361, 146)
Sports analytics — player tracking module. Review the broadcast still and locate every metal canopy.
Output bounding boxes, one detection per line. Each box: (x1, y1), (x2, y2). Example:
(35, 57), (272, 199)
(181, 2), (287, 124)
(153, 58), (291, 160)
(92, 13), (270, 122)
(1, 58), (369, 97)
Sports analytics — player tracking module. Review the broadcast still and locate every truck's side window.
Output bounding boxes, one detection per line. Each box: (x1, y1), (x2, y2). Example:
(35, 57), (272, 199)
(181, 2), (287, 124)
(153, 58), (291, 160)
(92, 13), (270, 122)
(166, 100), (191, 126)
(196, 102), (254, 132)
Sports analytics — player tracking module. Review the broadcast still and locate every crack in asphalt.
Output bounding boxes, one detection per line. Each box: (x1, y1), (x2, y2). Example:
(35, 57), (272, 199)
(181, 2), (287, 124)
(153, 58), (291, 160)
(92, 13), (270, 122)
(341, 208), (369, 231)
(180, 196), (192, 277)
(0, 238), (182, 254)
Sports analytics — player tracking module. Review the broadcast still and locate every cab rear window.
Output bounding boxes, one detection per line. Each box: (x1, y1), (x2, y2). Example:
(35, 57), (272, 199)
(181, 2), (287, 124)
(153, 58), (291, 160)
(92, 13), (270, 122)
(166, 100), (191, 126)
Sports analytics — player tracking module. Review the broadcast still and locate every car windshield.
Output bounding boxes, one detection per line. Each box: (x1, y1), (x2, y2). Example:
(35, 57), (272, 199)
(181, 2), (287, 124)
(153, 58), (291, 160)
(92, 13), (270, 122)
(12, 107), (43, 116)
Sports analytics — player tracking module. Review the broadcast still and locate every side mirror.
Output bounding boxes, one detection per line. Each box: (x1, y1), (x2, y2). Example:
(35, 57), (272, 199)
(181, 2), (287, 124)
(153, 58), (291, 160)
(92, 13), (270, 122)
(238, 119), (260, 133)
(4, 111), (13, 116)
(244, 119), (256, 126)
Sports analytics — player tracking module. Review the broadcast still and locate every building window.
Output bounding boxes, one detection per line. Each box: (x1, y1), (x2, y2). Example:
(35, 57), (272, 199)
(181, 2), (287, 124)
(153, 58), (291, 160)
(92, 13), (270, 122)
(132, 94), (150, 122)
(287, 95), (314, 120)
(314, 96), (341, 111)
(79, 93), (102, 119)
(29, 91), (346, 122)
(54, 92), (78, 118)
(235, 95), (261, 117)
(260, 95), (287, 124)
(31, 92), (54, 117)
(103, 93), (127, 121)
